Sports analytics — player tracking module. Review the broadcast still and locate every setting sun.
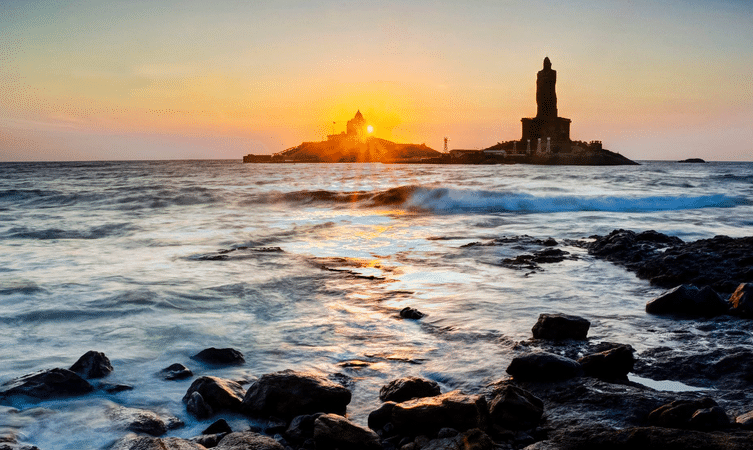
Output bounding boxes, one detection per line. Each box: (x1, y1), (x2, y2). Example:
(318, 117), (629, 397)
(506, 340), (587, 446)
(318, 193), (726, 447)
(367, 125), (374, 133)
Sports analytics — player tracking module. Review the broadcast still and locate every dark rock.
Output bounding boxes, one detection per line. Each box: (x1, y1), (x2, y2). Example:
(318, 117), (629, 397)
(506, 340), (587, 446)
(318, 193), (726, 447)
(214, 431), (285, 450)
(183, 376), (245, 415)
(421, 428), (496, 450)
(400, 307), (425, 320)
(578, 344), (635, 380)
(728, 283), (753, 317)
(679, 158), (706, 163)
(645, 285), (728, 317)
(69, 351), (113, 379)
(688, 406), (730, 431)
(506, 352), (582, 381)
(241, 370), (351, 420)
(735, 410), (753, 429)
(264, 417), (288, 435)
(488, 385), (544, 430)
(0, 368), (93, 401)
(501, 249), (574, 270)
(160, 363), (193, 381)
(286, 414), (317, 441)
(390, 390), (487, 434)
(368, 401), (395, 431)
(190, 433), (226, 448)
(107, 405), (183, 436)
(101, 383), (134, 394)
(437, 427), (459, 438)
(111, 435), (206, 450)
(531, 313), (590, 340)
(648, 398), (728, 430)
(203, 419), (232, 435)
(193, 348), (245, 366)
(542, 238), (558, 246)
(546, 425), (753, 450)
(379, 377), (441, 403)
(185, 392), (212, 419)
(313, 413), (381, 450)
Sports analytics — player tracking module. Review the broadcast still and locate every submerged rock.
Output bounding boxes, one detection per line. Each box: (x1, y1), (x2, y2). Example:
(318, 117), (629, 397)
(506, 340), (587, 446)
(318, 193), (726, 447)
(531, 313), (590, 340)
(214, 431), (284, 450)
(506, 352), (582, 381)
(0, 368), (93, 401)
(160, 363), (193, 381)
(192, 348), (245, 366)
(578, 344), (635, 381)
(645, 285), (728, 317)
(379, 377), (441, 403)
(241, 370), (351, 420)
(313, 413), (381, 450)
(390, 390), (487, 434)
(182, 376), (245, 416)
(400, 307), (425, 320)
(69, 351), (113, 379)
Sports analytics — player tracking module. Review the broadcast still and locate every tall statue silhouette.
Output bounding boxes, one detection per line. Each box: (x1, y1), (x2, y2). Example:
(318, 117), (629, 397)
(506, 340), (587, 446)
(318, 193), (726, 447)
(536, 57), (557, 118)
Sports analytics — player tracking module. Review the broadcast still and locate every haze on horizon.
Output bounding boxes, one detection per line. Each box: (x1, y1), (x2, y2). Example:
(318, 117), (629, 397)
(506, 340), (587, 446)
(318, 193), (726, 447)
(1, 0), (752, 162)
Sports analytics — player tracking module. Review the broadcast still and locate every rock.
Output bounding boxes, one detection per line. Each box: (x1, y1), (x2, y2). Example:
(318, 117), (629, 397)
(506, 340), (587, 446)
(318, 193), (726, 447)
(193, 348), (245, 366)
(368, 401), (395, 431)
(542, 238), (558, 246)
(379, 377), (441, 403)
(488, 385), (544, 430)
(264, 417), (287, 435)
(645, 285), (728, 316)
(546, 425), (753, 450)
(107, 405), (182, 436)
(160, 363), (193, 381)
(214, 431), (285, 450)
(728, 283), (753, 317)
(400, 307), (425, 320)
(190, 434), (225, 448)
(241, 370), (351, 420)
(101, 383), (134, 394)
(735, 410), (753, 429)
(111, 435), (206, 450)
(313, 413), (381, 450)
(648, 398), (728, 430)
(437, 428), (459, 438)
(286, 414), (317, 442)
(183, 376), (245, 415)
(69, 351), (113, 379)
(185, 392), (213, 419)
(578, 344), (635, 380)
(678, 158), (706, 163)
(203, 419), (232, 435)
(421, 428), (496, 450)
(0, 368), (93, 401)
(390, 390), (487, 434)
(531, 314), (590, 340)
(506, 352), (582, 381)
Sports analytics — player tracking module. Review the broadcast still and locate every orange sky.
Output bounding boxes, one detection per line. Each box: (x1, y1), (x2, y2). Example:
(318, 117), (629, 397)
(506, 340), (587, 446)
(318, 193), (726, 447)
(1, 0), (752, 161)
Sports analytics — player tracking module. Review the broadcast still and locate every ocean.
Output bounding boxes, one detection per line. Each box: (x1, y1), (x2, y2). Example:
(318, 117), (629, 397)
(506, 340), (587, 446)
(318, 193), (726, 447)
(1, 160), (752, 448)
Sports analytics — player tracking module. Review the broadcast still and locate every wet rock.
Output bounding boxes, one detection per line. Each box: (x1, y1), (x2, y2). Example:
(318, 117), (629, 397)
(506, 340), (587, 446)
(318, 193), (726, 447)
(645, 285), (728, 317)
(107, 405), (183, 436)
(111, 435), (206, 450)
(531, 313), (590, 340)
(379, 377), (441, 403)
(546, 425), (753, 450)
(506, 352), (582, 381)
(193, 348), (245, 366)
(422, 428), (496, 450)
(69, 351), (113, 379)
(214, 431), (284, 450)
(400, 307), (425, 320)
(264, 417), (288, 435)
(368, 401), (396, 431)
(313, 413), (381, 450)
(190, 433), (225, 448)
(734, 410), (753, 429)
(728, 283), (753, 317)
(488, 385), (544, 430)
(160, 363), (193, 381)
(185, 392), (213, 419)
(0, 368), (93, 401)
(578, 344), (635, 381)
(542, 238), (558, 246)
(648, 398), (729, 430)
(241, 370), (351, 420)
(437, 428), (459, 438)
(183, 376), (245, 415)
(203, 419), (232, 435)
(101, 383), (134, 394)
(286, 414), (317, 442)
(390, 390), (487, 434)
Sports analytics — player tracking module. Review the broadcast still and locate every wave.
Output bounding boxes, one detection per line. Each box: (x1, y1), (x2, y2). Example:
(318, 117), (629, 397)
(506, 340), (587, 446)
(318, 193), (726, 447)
(260, 185), (749, 214)
(3, 223), (135, 240)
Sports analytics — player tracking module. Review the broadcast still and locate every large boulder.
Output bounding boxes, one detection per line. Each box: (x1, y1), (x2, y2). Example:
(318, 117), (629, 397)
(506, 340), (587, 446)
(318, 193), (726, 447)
(506, 352), (582, 381)
(728, 283), (753, 317)
(648, 398), (729, 431)
(313, 413), (381, 450)
(488, 385), (544, 430)
(645, 285), (728, 316)
(192, 347), (245, 366)
(390, 390), (487, 434)
(69, 351), (113, 379)
(214, 431), (284, 450)
(0, 368), (93, 401)
(578, 344), (635, 381)
(241, 370), (351, 420)
(531, 313), (590, 340)
(182, 376), (245, 415)
(379, 377), (441, 403)
(111, 435), (205, 450)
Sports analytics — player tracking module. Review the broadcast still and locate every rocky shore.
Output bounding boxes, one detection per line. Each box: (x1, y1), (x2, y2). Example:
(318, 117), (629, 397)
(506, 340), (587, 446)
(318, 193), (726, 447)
(2, 229), (753, 450)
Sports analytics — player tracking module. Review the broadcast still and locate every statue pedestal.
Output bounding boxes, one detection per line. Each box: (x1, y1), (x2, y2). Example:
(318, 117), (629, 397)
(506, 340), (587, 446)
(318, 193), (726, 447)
(521, 117), (571, 143)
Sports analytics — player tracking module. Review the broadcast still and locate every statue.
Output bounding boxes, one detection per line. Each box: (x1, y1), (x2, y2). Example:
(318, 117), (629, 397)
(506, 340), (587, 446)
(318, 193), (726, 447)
(536, 57), (557, 118)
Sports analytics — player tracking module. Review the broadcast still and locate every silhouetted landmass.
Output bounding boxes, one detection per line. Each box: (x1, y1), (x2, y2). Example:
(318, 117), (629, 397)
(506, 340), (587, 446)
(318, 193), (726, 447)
(679, 158), (706, 163)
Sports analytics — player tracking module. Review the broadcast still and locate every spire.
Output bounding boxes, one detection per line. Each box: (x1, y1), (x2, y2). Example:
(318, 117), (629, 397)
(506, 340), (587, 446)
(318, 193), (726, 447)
(543, 57), (551, 70)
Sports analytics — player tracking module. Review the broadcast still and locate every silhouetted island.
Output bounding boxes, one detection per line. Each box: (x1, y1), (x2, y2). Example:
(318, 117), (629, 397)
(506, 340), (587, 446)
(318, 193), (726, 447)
(243, 58), (637, 165)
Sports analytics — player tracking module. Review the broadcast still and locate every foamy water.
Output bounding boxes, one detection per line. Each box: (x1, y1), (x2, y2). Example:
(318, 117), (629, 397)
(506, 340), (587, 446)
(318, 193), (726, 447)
(1, 160), (752, 448)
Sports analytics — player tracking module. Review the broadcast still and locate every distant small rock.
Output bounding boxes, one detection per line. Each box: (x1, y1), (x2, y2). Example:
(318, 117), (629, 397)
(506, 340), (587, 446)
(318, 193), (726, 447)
(506, 352), (582, 381)
(532, 313), (590, 340)
(379, 377), (440, 403)
(160, 363), (193, 381)
(193, 348), (245, 366)
(678, 158), (706, 163)
(69, 351), (113, 379)
(399, 307), (425, 320)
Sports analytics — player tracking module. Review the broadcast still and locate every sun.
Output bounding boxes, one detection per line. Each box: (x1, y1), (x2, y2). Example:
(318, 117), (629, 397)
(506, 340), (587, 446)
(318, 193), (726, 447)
(367, 125), (374, 133)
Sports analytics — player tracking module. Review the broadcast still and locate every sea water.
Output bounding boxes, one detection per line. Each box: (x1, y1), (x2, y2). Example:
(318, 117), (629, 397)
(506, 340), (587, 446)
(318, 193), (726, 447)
(0, 160), (752, 448)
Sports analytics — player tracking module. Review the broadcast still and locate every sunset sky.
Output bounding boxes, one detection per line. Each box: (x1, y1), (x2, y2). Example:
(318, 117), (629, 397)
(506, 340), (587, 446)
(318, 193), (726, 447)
(1, 0), (752, 161)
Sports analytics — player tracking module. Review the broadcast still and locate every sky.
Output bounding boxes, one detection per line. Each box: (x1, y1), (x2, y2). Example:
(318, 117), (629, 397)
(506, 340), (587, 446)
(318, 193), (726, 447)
(1, 0), (752, 161)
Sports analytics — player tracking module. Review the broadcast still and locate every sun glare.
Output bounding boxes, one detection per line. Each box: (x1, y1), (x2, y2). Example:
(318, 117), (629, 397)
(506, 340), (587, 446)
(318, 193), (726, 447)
(367, 125), (374, 133)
